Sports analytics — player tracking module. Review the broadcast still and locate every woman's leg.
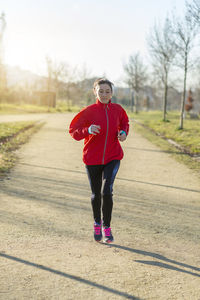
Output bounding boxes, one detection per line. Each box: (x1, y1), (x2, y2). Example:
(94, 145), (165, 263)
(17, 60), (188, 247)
(102, 160), (120, 227)
(85, 164), (103, 224)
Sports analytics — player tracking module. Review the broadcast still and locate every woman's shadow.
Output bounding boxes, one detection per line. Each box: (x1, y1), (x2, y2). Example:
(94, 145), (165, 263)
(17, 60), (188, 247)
(101, 243), (200, 278)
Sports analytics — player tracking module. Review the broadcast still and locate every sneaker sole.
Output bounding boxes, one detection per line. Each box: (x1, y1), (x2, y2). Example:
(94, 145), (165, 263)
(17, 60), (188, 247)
(103, 238), (114, 243)
(94, 235), (102, 242)
(95, 238), (102, 242)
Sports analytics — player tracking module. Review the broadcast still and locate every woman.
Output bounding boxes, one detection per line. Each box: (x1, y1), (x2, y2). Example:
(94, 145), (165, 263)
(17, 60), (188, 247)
(69, 78), (129, 243)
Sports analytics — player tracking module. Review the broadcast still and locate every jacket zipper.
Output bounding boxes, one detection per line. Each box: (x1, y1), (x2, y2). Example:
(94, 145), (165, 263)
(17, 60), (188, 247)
(102, 106), (109, 164)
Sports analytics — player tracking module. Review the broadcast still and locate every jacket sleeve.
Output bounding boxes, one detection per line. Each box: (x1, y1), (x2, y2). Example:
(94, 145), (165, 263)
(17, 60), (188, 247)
(69, 108), (90, 141)
(119, 107), (129, 135)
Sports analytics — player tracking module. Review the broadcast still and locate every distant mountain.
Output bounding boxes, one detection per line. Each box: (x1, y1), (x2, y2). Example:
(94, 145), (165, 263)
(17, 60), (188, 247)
(5, 65), (44, 87)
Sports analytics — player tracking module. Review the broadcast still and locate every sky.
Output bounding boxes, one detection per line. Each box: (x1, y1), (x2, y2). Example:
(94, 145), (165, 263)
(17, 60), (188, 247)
(1, 0), (189, 85)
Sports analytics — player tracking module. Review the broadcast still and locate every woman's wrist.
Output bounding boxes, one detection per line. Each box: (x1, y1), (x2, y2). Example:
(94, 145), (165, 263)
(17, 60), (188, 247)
(88, 126), (92, 134)
(120, 130), (126, 136)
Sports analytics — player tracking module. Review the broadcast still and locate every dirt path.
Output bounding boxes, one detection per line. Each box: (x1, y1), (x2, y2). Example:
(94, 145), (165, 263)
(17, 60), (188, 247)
(0, 113), (200, 300)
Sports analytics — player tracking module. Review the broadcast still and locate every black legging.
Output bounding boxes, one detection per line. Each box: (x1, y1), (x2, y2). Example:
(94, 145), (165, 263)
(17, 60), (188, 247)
(86, 160), (120, 227)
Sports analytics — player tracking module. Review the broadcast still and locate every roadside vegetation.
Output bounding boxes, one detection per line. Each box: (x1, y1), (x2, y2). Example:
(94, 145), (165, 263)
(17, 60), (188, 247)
(130, 111), (200, 175)
(0, 102), (80, 114)
(0, 121), (44, 177)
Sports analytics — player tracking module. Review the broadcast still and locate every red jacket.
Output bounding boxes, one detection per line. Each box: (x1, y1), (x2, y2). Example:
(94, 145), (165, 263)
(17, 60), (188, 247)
(69, 99), (129, 165)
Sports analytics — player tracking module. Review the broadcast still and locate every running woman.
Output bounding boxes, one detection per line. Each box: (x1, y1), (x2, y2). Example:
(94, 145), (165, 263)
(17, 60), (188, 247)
(69, 78), (129, 243)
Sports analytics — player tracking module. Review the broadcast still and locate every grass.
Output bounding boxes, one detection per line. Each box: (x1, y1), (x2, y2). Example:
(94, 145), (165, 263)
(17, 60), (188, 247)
(129, 110), (200, 176)
(0, 121), (44, 177)
(0, 102), (80, 114)
(0, 122), (34, 141)
(129, 111), (200, 154)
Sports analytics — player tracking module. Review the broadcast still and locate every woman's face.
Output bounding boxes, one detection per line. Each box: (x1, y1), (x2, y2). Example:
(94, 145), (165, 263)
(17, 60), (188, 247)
(95, 83), (112, 104)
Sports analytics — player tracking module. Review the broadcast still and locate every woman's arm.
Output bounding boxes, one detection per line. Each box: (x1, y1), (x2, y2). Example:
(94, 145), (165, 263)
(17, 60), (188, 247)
(119, 108), (129, 136)
(69, 109), (90, 141)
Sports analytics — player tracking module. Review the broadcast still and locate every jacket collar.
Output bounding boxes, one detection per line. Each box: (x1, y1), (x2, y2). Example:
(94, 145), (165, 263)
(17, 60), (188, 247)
(96, 98), (111, 108)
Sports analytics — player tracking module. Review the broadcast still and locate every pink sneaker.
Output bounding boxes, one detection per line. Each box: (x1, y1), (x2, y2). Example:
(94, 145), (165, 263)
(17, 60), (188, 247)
(103, 226), (114, 243)
(93, 222), (102, 242)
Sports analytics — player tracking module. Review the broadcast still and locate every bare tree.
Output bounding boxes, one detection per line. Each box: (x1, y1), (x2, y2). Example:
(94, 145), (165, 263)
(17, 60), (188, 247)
(172, 12), (198, 129)
(147, 18), (177, 121)
(75, 63), (93, 105)
(45, 56), (76, 95)
(123, 52), (147, 113)
(0, 12), (7, 93)
(186, 0), (200, 25)
(0, 12), (6, 61)
(45, 56), (52, 92)
(76, 63), (91, 82)
(52, 61), (68, 95)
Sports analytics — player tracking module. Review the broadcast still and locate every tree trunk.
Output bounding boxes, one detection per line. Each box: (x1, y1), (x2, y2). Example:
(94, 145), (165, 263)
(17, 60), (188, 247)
(130, 89), (134, 112)
(179, 56), (188, 129)
(134, 91), (138, 113)
(163, 79), (168, 121)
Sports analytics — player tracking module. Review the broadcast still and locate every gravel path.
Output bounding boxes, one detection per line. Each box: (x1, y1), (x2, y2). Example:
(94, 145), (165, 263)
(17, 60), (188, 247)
(0, 113), (200, 300)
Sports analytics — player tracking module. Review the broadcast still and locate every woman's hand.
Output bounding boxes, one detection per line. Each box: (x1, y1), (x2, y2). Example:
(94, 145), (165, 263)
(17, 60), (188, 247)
(118, 130), (126, 142)
(88, 124), (101, 135)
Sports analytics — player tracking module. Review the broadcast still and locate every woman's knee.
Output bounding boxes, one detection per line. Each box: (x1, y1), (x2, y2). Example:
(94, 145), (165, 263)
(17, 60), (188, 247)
(91, 193), (101, 202)
(103, 182), (113, 195)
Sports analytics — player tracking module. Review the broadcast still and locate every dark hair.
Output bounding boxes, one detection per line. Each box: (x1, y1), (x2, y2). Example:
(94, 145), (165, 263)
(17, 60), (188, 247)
(93, 78), (114, 92)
